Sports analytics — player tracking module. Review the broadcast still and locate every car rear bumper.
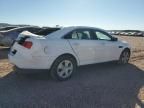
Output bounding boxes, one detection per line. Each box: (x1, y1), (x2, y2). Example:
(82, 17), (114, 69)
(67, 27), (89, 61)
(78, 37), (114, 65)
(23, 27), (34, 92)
(8, 53), (52, 70)
(13, 66), (49, 74)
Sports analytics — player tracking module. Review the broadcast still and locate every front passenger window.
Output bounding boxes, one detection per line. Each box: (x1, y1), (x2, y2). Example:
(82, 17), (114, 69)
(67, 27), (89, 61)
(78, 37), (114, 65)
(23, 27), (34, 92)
(95, 31), (111, 41)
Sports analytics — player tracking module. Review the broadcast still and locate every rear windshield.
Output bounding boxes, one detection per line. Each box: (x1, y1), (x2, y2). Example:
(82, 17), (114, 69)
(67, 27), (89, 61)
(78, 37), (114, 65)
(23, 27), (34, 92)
(34, 28), (60, 36)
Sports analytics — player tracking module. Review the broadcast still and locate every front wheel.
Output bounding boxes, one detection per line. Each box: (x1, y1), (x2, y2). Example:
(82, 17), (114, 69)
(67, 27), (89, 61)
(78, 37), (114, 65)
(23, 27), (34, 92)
(118, 49), (130, 64)
(50, 55), (77, 81)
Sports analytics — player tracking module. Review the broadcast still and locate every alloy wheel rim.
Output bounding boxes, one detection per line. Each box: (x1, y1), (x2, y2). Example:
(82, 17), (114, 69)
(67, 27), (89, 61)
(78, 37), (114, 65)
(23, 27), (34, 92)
(121, 51), (129, 63)
(57, 60), (73, 78)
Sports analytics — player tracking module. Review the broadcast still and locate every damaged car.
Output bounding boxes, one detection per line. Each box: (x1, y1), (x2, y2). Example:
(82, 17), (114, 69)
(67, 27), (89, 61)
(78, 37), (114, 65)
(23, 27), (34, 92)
(8, 26), (131, 81)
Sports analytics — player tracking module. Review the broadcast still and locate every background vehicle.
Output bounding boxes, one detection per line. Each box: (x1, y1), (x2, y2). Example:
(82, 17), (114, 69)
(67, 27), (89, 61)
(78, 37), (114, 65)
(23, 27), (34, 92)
(120, 32), (125, 35)
(0, 26), (42, 46)
(136, 32), (143, 36)
(0, 26), (17, 31)
(8, 26), (131, 81)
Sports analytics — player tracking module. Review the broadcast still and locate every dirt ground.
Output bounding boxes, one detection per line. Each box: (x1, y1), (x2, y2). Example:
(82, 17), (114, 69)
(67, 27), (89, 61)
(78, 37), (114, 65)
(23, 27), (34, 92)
(0, 36), (144, 108)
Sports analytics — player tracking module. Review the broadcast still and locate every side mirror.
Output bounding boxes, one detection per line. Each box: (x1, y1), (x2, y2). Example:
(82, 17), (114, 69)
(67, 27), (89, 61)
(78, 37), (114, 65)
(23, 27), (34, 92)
(111, 37), (118, 41)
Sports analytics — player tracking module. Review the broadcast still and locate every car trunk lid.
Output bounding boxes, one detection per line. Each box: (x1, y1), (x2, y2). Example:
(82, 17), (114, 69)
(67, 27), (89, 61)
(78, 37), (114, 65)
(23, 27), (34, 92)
(10, 31), (45, 56)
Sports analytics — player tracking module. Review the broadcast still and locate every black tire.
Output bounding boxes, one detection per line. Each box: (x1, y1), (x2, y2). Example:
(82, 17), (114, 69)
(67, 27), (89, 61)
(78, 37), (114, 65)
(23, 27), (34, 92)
(13, 66), (21, 74)
(50, 55), (77, 81)
(118, 49), (130, 64)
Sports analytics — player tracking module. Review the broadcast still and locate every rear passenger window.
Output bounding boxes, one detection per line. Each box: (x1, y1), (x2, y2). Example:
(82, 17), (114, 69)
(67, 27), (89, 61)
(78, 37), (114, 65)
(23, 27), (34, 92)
(64, 31), (78, 39)
(71, 32), (78, 39)
(64, 30), (91, 40)
(77, 31), (91, 40)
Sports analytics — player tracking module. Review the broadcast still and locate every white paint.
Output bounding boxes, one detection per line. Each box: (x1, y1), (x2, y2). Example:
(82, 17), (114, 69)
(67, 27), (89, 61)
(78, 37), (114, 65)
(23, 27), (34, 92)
(8, 26), (131, 69)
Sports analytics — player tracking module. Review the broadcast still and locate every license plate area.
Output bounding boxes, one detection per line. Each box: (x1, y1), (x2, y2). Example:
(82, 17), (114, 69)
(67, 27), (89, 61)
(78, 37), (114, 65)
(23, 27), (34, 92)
(9, 49), (17, 56)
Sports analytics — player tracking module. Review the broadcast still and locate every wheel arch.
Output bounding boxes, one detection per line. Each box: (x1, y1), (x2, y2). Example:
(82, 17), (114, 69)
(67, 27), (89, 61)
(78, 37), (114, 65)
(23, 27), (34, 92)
(118, 47), (131, 64)
(122, 47), (131, 55)
(51, 53), (79, 67)
(119, 47), (131, 59)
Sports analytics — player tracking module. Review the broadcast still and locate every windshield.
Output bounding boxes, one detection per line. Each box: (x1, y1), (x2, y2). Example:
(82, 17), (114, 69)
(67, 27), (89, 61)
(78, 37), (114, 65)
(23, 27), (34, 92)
(35, 28), (60, 36)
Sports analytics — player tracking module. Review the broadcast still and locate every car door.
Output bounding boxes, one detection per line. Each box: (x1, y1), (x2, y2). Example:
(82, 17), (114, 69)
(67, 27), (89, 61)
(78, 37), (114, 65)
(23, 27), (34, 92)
(93, 30), (121, 62)
(64, 29), (97, 65)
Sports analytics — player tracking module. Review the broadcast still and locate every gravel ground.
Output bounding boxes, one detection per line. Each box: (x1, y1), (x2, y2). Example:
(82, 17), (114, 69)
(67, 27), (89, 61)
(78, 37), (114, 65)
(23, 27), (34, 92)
(0, 62), (144, 108)
(0, 36), (144, 108)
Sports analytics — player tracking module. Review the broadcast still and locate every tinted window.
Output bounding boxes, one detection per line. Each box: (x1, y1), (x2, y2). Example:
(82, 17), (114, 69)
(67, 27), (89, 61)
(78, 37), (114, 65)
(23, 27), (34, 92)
(14, 27), (41, 33)
(64, 29), (91, 40)
(26, 27), (41, 33)
(35, 28), (60, 36)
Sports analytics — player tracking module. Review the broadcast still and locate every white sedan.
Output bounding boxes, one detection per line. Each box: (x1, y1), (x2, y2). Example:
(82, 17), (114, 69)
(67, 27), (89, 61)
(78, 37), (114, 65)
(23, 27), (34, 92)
(8, 26), (131, 81)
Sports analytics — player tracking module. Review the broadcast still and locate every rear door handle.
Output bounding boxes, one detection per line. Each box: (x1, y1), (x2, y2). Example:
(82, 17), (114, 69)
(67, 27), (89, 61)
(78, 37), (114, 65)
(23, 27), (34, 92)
(73, 43), (80, 46)
(101, 42), (106, 45)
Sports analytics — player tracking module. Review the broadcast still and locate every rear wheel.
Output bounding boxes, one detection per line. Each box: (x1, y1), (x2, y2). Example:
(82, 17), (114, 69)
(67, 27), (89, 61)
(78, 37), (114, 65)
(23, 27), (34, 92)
(118, 49), (130, 64)
(50, 55), (77, 81)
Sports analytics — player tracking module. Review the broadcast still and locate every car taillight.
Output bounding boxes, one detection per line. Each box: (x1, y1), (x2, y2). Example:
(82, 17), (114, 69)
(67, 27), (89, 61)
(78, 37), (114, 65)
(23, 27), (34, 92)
(22, 41), (33, 49)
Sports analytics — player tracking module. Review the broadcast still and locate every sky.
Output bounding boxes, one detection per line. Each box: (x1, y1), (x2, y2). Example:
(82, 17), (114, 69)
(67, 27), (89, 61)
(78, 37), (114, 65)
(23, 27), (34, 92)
(0, 0), (144, 30)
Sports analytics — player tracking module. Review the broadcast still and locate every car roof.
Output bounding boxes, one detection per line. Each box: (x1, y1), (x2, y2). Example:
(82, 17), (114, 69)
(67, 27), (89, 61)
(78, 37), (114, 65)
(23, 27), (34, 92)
(46, 26), (106, 39)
